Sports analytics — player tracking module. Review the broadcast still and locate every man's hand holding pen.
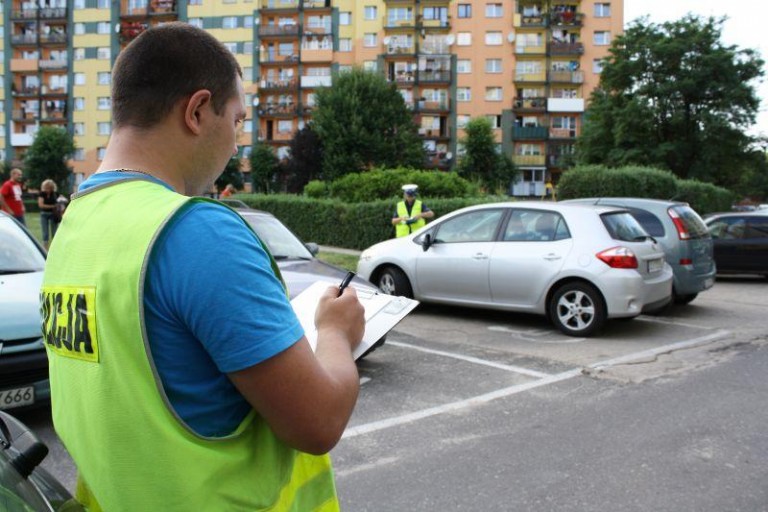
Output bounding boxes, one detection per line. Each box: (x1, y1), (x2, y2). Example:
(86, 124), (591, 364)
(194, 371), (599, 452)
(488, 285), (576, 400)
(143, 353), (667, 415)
(314, 272), (365, 354)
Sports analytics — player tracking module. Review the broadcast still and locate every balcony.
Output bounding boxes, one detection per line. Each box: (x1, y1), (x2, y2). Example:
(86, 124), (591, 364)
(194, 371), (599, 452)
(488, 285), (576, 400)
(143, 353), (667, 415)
(418, 127), (451, 140)
(259, 24), (300, 37)
(417, 70), (451, 83)
(515, 44), (546, 55)
(549, 128), (578, 139)
(385, 45), (416, 56)
(300, 75), (331, 87)
(12, 86), (40, 97)
(515, 12), (548, 28)
(547, 70), (584, 83)
(549, 11), (584, 27)
(39, 58), (68, 70)
(416, 99), (450, 112)
(513, 97), (547, 111)
(301, 47), (333, 62)
(513, 126), (548, 140)
(261, 0), (300, 12)
(259, 78), (298, 91)
(40, 33), (68, 44)
(11, 133), (35, 146)
(41, 86), (68, 97)
(547, 98), (584, 112)
(10, 59), (38, 72)
(120, 21), (148, 44)
(303, 1), (332, 10)
(513, 154), (546, 166)
(257, 103), (298, 117)
(420, 18), (450, 30)
(303, 22), (332, 35)
(385, 17), (416, 29)
(389, 70), (415, 83)
(11, 9), (39, 19)
(40, 7), (67, 19)
(11, 33), (38, 45)
(260, 51), (300, 64)
(548, 42), (584, 56)
(514, 71), (546, 83)
(12, 110), (38, 121)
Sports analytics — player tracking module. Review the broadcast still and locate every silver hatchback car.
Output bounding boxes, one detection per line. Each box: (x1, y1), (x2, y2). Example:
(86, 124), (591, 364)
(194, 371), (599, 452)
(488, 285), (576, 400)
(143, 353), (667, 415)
(357, 202), (673, 337)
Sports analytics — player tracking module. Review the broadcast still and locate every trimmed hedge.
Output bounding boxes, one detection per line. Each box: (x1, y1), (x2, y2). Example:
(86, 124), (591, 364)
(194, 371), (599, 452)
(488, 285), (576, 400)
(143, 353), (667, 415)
(556, 165), (734, 214)
(236, 193), (505, 250)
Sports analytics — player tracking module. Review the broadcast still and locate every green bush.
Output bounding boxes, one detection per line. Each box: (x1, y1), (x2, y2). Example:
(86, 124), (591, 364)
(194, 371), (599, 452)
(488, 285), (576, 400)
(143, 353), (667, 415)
(556, 165), (679, 200)
(309, 167), (479, 203)
(237, 193), (505, 250)
(303, 180), (328, 199)
(674, 179), (735, 214)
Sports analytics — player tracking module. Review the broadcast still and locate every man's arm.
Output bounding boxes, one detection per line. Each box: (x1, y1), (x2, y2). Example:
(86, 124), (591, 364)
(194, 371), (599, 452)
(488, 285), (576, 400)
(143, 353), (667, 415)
(0, 184), (10, 214)
(228, 286), (364, 455)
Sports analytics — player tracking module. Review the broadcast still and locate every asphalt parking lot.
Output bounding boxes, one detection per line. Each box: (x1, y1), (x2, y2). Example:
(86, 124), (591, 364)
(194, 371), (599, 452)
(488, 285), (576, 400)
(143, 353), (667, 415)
(18, 276), (768, 511)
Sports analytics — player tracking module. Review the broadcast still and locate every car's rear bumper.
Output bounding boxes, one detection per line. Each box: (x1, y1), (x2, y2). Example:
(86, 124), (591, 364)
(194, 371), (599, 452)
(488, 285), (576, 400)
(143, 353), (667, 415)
(601, 267), (673, 318)
(0, 349), (50, 411)
(673, 263), (717, 296)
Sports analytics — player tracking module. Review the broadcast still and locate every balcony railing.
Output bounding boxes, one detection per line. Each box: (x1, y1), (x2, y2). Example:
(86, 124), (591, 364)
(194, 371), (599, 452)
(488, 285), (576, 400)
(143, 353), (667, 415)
(303, 1), (332, 9)
(515, 44), (546, 55)
(259, 24), (300, 37)
(518, 13), (548, 27)
(263, 0), (300, 10)
(514, 71), (546, 82)
(513, 97), (547, 110)
(513, 154), (546, 166)
(418, 127), (451, 139)
(385, 17), (415, 28)
(257, 104), (298, 116)
(12, 86), (40, 96)
(385, 45), (416, 55)
(40, 33), (68, 44)
(416, 99), (450, 112)
(40, 7), (67, 19)
(260, 51), (300, 63)
(417, 70), (451, 83)
(549, 11), (584, 26)
(303, 22), (332, 34)
(548, 42), (584, 55)
(39, 59), (68, 69)
(547, 70), (584, 83)
(11, 9), (39, 19)
(549, 128), (578, 139)
(513, 126), (548, 139)
(420, 18), (450, 29)
(259, 78), (298, 89)
(11, 33), (38, 45)
(390, 71), (415, 83)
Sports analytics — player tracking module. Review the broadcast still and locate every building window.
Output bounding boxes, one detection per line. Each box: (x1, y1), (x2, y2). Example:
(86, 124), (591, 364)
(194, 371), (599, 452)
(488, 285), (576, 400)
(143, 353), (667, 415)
(243, 67), (253, 81)
(74, 123), (85, 136)
(74, 23), (85, 35)
(74, 73), (86, 86)
(74, 48), (85, 60)
(594, 31), (611, 46)
(97, 147), (106, 161)
(593, 59), (604, 74)
(98, 122), (111, 135)
(73, 148), (85, 161)
(457, 115), (470, 128)
(243, 42), (253, 55)
(339, 38), (352, 52)
(98, 72), (111, 85)
(74, 98), (85, 111)
(457, 59), (472, 74)
(486, 115), (502, 129)
(340, 12), (351, 25)
(595, 3), (611, 17)
(485, 3), (502, 17)
(277, 120), (292, 133)
(189, 18), (203, 28)
(457, 32), (471, 46)
(243, 120), (253, 133)
(457, 4), (471, 18)
(485, 87), (502, 101)
(485, 59), (502, 73)
(457, 87), (471, 102)
(97, 47), (110, 60)
(74, 0), (85, 8)
(278, 43), (293, 56)
(224, 42), (238, 53)
(485, 31), (502, 45)
(363, 60), (377, 71)
(97, 22), (110, 34)
(222, 16), (237, 29)
(97, 97), (111, 110)
(364, 6), (377, 20)
(188, 0), (202, 4)
(243, 16), (253, 28)
(97, 0), (109, 7)
(363, 33), (377, 47)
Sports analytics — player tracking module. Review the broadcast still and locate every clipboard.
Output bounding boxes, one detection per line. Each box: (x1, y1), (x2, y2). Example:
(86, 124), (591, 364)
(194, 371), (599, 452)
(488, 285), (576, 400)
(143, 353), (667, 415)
(290, 281), (419, 360)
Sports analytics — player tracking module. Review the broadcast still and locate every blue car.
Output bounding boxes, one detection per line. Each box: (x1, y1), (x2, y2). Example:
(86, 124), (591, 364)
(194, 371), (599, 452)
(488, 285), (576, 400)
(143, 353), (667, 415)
(0, 212), (49, 413)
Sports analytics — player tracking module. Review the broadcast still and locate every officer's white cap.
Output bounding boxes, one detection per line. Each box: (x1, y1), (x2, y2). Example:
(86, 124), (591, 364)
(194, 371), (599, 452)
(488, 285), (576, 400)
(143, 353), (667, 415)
(402, 184), (418, 194)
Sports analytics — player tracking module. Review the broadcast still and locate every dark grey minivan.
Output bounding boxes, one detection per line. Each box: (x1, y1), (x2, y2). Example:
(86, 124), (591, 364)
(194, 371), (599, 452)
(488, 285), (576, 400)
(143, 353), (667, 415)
(563, 198), (716, 304)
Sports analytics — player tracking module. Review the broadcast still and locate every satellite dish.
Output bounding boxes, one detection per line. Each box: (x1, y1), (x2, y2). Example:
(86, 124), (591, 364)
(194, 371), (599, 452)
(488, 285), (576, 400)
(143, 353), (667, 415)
(253, 97), (260, 107)
(446, 34), (455, 46)
(446, 152), (453, 160)
(383, 36), (391, 45)
(254, 17), (260, 25)
(114, 23), (121, 34)
(507, 31), (516, 43)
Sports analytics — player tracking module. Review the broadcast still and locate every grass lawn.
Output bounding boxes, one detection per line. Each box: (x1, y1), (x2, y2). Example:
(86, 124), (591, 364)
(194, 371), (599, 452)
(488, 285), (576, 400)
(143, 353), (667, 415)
(26, 211), (360, 271)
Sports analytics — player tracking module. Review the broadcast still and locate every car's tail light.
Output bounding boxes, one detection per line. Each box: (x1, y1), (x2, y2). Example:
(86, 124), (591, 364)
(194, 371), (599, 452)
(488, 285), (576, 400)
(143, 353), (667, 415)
(668, 208), (690, 240)
(680, 258), (693, 265)
(596, 247), (638, 269)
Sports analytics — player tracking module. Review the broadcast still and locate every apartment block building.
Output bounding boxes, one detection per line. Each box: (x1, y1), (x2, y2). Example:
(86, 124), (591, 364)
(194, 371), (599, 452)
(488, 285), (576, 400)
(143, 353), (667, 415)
(1, 0), (622, 195)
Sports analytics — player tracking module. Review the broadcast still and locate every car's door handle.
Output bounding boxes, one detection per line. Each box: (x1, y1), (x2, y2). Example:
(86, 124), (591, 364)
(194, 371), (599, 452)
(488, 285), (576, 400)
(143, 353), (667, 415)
(472, 253), (489, 260)
(543, 253), (561, 261)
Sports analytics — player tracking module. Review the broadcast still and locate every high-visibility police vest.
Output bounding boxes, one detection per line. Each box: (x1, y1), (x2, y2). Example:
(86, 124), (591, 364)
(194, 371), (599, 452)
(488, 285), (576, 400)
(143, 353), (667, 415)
(41, 178), (339, 512)
(395, 200), (426, 237)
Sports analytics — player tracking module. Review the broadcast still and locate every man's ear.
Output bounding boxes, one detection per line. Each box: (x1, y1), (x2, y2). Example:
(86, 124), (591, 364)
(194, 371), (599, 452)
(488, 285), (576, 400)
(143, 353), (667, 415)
(183, 90), (213, 135)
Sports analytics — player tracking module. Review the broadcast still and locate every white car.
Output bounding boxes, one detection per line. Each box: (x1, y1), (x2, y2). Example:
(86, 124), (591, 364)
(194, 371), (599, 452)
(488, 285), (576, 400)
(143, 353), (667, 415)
(357, 202), (673, 337)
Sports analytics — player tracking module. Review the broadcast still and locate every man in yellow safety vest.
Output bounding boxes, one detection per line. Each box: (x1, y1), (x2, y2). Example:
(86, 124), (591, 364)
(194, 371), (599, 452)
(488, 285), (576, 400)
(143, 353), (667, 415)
(392, 184), (434, 238)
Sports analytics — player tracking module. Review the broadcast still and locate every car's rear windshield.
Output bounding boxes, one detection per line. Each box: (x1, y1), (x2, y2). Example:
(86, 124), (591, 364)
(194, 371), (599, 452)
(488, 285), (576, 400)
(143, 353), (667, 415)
(670, 206), (710, 239)
(600, 212), (649, 242)
(0, 217), (45, 273)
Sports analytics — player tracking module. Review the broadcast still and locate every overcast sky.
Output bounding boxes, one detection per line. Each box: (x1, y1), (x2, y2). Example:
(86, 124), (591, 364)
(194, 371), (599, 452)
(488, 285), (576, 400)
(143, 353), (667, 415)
(623, 0), (767, 137)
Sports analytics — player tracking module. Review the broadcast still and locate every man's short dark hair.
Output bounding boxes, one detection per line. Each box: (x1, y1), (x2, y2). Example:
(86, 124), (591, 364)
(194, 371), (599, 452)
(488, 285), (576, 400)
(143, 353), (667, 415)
(111, 22), (242, 128)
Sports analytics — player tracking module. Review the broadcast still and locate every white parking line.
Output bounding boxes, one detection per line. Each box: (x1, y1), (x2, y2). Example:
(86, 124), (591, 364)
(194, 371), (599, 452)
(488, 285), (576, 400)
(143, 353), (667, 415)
(387, 340), (552, 378)
(636, 315), (713, 330)
(487, 325), (586, 343)
(345, 330), (733, 439)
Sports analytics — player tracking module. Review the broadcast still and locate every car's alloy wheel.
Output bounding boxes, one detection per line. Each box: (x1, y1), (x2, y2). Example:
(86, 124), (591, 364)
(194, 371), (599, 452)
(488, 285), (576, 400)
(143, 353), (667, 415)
(549, 282), (606, 337)
(377, 267), (412, 298)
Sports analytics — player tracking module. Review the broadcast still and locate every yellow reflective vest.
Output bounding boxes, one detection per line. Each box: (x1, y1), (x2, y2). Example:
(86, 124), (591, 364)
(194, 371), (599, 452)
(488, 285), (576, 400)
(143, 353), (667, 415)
(395, 199), (426, 237)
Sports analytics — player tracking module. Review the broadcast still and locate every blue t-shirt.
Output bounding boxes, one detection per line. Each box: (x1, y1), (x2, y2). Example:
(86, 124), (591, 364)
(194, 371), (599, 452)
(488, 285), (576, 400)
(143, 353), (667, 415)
(79, 173), (304, 437)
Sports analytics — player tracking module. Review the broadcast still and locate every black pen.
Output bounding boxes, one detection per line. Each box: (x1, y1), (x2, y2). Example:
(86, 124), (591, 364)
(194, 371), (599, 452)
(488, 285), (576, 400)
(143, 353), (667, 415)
(338, 271), (356, 297)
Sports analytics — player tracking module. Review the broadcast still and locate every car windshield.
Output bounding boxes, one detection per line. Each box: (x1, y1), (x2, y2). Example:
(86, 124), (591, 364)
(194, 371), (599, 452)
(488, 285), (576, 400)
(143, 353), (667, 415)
(241, 213), (313, 260)
(670, 206), (710, 239)
(600, 212), (649, 242)
(0, 217), (45, 274)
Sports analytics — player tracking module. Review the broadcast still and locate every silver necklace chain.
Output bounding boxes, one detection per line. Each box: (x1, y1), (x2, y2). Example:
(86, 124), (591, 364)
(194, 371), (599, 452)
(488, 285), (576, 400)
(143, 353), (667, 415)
(109, 168), (153, 176)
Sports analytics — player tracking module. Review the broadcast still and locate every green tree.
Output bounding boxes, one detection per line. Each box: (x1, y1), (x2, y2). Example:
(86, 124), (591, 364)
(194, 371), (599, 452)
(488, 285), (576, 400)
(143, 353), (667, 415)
(577, 15), (764, 186)
(23, 126), (76, 193)
(215, 155), (245, 192)
(313, 67), (424, 179)
(457, 117), (516, 192)
(249, 142), (279, 193)
(281, 124), (324, 193)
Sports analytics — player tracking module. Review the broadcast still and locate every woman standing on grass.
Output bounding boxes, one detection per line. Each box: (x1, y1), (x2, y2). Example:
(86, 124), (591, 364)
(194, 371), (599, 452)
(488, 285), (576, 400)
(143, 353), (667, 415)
(38, 179), (59, 249)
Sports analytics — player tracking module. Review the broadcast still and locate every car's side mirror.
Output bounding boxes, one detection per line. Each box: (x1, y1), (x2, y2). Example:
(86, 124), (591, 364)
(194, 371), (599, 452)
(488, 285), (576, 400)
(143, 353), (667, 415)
(305, 242), (319, 256)
(421, 233), (433, 252)
(0, 410), (48, 479)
